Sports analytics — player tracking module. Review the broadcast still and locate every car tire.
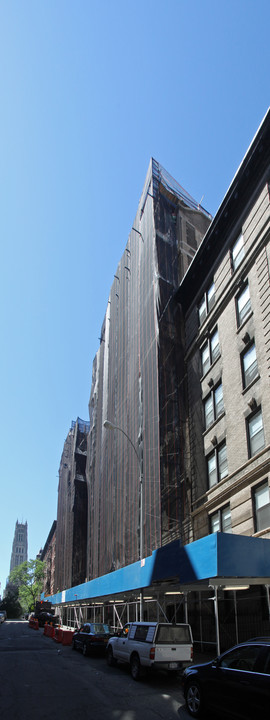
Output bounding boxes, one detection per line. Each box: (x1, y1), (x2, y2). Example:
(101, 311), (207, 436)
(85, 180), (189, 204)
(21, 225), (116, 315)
(82, 643), (88, 657)
(185, 680), (203, 718)
(107, 645), (117, 667)
(130, 653), (141, 681)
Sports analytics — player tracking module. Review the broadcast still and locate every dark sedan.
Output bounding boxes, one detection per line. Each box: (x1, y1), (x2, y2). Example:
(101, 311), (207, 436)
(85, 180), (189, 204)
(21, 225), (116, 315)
(72, 622), (112, 656)
(183, 639), (270, 718)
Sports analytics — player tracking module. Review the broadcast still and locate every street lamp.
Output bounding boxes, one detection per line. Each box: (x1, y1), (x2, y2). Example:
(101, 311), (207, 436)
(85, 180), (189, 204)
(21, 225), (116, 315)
(103, 419), (144, 621)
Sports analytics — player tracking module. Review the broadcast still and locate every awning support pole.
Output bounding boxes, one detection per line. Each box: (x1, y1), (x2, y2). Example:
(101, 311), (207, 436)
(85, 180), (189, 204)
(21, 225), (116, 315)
(266, 584), (270, 622)
(233, 590), (239, 645)
(213, 586), (220, 656)
(184, 592), (188, 624)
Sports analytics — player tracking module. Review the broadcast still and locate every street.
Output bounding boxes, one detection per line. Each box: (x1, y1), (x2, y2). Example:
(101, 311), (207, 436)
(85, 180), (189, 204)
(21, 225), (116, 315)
(0, 621), (190, 720)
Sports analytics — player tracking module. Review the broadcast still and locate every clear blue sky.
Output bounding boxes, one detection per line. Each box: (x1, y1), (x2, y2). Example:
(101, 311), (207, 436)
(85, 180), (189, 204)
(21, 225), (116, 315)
(0, 0), (269, 595)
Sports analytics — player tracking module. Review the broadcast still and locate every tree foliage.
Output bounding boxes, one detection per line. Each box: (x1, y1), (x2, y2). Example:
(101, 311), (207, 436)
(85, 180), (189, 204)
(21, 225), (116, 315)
(0, 583), (22, 618)
(9, 559), (45, 612)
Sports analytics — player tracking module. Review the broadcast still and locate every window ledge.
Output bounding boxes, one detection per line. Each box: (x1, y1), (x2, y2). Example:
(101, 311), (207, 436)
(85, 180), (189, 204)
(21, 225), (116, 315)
(236, 310), (253, 334)
(203, 411), (225, 437)
(200, 353), (221, 383)
(253, 527), (270, 538)
(208, 472), (229, 491)
(242, 374), (260, 395)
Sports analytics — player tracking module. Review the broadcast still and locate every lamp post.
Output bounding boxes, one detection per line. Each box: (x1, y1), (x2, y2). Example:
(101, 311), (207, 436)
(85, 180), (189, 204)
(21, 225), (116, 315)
(103, 419), (144, 621)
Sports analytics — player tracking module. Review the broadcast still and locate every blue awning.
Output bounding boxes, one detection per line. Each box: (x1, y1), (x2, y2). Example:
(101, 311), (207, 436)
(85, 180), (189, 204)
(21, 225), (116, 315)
(43, 533), (270, 605)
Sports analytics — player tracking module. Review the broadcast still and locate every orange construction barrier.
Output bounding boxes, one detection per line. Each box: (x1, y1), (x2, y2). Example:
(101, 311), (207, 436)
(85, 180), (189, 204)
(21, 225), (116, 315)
(62, 630), (74, 646)
(54, 627), (64, 643)
(48, 624), (55, 639)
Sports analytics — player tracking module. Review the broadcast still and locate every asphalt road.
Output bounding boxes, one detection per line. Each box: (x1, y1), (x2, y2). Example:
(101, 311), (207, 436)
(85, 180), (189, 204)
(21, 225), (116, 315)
(0, 620), (191, 720)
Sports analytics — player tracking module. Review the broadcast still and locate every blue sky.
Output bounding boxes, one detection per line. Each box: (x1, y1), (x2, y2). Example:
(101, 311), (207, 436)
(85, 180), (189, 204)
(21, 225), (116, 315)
(0, 0), (269, 595)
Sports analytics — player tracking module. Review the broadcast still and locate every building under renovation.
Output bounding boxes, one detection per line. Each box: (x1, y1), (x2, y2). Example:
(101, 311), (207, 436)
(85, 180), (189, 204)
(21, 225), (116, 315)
(44, 110), (270, 654)
(86, 158), (211, 582)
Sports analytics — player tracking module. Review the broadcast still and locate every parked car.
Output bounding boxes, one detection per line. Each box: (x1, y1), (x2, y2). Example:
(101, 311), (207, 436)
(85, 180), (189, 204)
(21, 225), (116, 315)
(72, 622), (112, 655)
(0, 612), (5, 624)
(183, 638), (270, 718)
(107, 621), (193, 680)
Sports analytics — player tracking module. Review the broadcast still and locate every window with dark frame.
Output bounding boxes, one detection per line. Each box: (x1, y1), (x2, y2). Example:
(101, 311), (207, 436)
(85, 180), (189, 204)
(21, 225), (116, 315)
(201, 328), (220, 376)
(247, 408), (265, 458)
(236, 283), (251, 327)
(231, 233), (245, 271)
(210, 505), (232, 533)
(204, 382), (224, 430)
(207, 442), (228, 488)
(241, 342), (258, 388)
(198, 281), (215, 325)
(253, 481), (270, 532)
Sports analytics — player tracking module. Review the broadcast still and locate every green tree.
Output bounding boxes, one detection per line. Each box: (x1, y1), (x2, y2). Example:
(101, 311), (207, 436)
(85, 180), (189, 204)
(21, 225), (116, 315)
(9, 559), (45, 612)
(0, 583), (22, 618)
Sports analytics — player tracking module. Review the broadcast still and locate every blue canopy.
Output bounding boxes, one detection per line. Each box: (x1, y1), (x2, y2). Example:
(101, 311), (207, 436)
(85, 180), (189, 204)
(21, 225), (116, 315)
(42, 533), (270, 606)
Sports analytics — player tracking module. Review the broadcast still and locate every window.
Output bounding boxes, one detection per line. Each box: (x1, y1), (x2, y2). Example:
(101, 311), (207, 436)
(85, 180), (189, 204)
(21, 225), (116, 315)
(198, 281), (215, 325)
(253, 481), (270, 532)
(220, 645), (261, 671)
(201, 328), (220, 375)
(210, 505), (232, 533)
(247, 408), (265, 457)
(207, 442), (228, 488)
(204, 383), (224, 429)
(242, 343), (258, 388)
(134, 625), (150, 642)
(186, 222), (197, 250)
(232, 233), (244, 271)
(236, 284), (251, 326)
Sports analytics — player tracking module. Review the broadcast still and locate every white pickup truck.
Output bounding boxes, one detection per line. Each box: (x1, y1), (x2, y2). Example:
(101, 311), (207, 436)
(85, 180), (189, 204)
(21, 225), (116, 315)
(107, 621), (193, 680)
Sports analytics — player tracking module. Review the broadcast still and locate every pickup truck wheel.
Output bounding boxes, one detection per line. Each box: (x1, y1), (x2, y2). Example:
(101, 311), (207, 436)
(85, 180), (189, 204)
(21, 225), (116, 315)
(185, 680), (203, 718)
(107, 646), (117, 667)
(130, 653), (141, 681)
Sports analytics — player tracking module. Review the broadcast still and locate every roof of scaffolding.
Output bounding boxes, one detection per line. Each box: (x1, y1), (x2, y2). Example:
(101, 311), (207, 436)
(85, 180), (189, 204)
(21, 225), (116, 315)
(152, 158), (212, 219)
(43, 533), (270, 606)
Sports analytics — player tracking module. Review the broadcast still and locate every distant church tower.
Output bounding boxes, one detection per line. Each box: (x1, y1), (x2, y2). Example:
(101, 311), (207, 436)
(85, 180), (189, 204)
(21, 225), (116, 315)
(9, 521), (28, 573)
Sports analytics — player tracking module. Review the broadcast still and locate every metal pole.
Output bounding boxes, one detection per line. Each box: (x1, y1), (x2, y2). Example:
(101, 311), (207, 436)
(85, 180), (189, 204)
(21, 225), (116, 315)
(265, 584), (270, 622)
(233, 590), (239, 645)
(213, 586), (220, 656)
(139, 465), (144, 621)
(184, 591), (188, 624)
(104, 419), (144, 620)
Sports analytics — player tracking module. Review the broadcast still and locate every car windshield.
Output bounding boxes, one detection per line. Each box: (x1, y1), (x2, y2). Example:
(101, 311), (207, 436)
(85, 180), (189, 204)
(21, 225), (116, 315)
(92, 623), (110, 634)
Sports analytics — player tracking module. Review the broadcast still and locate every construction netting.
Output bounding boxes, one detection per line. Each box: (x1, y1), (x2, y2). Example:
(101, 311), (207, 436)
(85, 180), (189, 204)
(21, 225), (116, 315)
(86, 159), (211, 581)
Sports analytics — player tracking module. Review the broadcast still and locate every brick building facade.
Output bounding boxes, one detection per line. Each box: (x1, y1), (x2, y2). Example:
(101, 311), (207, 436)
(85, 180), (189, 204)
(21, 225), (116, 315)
(178, 109), (270, 543)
